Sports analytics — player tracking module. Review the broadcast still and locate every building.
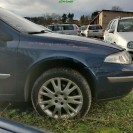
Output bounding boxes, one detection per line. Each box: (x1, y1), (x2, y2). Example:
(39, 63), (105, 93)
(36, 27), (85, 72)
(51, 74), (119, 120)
(91, 10), (133, 29)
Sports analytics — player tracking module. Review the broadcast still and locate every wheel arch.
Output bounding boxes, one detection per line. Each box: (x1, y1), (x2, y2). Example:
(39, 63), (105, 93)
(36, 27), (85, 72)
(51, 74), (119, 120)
(24, 57), (96, 101)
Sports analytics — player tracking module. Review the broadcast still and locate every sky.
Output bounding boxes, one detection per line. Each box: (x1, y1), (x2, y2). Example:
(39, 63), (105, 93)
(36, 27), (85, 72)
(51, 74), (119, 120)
(0, 0), (133, 19)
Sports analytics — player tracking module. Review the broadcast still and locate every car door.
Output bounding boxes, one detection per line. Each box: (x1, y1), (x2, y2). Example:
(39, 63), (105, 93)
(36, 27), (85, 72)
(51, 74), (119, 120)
(0, 20), (19, 101)
(107, 20), (118, 44)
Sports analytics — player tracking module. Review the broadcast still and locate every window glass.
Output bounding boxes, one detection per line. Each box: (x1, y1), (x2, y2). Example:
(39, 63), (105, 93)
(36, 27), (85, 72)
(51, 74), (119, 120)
(117, 18), (133, 32)
(63, 25), (74, 30)
(54, 26), (62, 31)
(111, 20), (117, 30)
(81, 26), (86, 30)
(48, 26), (54, 31)
(89, 25), (102, 30)
(0, 25), (13, 46)
(106, 21), (113, 30)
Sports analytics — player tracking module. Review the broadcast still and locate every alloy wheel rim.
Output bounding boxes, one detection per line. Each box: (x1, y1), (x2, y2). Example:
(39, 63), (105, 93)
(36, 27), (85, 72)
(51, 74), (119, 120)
(38, 78), (83, 119)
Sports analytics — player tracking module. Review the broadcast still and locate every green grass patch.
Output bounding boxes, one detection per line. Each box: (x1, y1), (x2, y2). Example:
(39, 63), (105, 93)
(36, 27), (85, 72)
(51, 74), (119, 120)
(1, 91), (133, 133)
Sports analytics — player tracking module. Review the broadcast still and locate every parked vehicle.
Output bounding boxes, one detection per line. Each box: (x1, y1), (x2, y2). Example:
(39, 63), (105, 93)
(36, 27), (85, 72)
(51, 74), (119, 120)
(0, 8), (133, 119)
(104, 17), (133, 57)
(84, 24), (104, 38)
(80, 25), (87, 36)
(0, 118), (51, 133)
(47, 24), (80, 35)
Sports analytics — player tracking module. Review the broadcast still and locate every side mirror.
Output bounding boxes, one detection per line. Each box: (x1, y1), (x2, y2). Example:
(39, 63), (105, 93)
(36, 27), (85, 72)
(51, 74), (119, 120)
(108, 29), (114, 33)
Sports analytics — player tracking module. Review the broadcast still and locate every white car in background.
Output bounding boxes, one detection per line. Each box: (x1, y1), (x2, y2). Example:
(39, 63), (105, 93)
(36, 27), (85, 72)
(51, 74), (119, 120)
(104, 17), (133, 57)
(80, 25), (87, 36)
(47, 24), (80, 35)
(84, 25), (104, 38)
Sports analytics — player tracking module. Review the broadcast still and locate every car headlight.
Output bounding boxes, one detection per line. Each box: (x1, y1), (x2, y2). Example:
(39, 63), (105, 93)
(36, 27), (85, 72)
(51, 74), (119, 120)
(104, 51), (132, 64)
(127, 41), (133, 49)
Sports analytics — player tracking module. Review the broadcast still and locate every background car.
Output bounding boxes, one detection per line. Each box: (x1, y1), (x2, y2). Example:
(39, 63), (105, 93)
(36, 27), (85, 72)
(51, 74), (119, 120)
(47, 24), (80, 35)
(104, 17), (133, 57)
(80, 25), (87, 36)
(0, 8), (133, 119)
(84, 24), (104, 38)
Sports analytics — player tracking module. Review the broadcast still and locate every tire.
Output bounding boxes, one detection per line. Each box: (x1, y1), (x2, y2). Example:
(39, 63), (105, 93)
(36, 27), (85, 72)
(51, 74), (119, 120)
(31, 68), (92, 119)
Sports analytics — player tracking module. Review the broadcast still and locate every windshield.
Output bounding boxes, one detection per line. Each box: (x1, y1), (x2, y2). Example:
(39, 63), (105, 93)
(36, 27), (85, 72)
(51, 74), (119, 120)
(89, 25), (102, 30)
(0, 8), (50, 33)
(117, 18), (133, 32)
(81, 26), (87, 30)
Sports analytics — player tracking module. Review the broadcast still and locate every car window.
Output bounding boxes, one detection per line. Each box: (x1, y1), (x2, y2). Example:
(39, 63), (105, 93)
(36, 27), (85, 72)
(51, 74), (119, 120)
(48, 26), (54, 31)
(110, 20), (117, 31)
(81, 26), (86, 30)
(117, 18), (133, 32)
(89, 25), (102, 30)
(0, 23), (13, 46)
(54, 25), (63, 31)
(106, 21), (113, 30)
(63, 25), (74, 30)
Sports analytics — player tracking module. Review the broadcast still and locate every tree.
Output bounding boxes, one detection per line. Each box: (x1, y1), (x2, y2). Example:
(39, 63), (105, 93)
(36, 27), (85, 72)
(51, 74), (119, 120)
(111, 6), (123, 11)
(25, 13), (61, 26)
(67, 13), (74, 23)
(80, 15), (91, 25)
(80, 15), (85, 24)
(91, 11), (99, 19)
(62, 14), (67, 23)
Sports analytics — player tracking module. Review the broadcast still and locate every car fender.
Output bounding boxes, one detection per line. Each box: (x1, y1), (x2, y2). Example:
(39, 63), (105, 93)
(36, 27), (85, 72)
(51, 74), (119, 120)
(24, 54), (96, 101)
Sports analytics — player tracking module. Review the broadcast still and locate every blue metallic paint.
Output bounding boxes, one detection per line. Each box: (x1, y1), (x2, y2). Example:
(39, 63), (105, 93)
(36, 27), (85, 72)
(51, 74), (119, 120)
(0, 118), (51, 133)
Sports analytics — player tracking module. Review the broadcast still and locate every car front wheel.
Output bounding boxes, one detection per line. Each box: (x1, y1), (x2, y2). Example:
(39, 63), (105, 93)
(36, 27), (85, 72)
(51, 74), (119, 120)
(31, 68), (91, 119)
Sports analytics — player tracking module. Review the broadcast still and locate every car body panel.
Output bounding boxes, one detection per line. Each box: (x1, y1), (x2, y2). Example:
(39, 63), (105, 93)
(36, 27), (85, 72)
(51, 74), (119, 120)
(0, 118), (51, 133)
(93, 63), (133, 101)
(16, 33), (122, 101)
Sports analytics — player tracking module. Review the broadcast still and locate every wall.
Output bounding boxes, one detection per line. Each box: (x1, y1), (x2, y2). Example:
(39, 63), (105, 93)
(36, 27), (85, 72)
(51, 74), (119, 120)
(101, 11), (133, 29)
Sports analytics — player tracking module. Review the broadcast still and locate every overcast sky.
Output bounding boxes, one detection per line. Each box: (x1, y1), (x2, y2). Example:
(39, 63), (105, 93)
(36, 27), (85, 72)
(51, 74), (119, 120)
(0, 0), (133, 19)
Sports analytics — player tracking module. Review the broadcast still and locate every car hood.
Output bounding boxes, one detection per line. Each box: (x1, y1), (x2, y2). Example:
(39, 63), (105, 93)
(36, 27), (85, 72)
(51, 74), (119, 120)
(117, 32), (133, 42)
(36, 32), (123, 51)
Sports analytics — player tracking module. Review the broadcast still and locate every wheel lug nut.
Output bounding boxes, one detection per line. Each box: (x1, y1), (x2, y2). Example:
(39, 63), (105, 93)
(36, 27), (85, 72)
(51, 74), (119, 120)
(64, 98), (67, 100)
(55, 94), (58, 97)
(55, 100), (58, 103)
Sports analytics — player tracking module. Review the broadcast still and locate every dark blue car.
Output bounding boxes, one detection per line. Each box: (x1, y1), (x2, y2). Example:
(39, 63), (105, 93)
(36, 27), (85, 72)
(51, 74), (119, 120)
(0, 8), (133, 119)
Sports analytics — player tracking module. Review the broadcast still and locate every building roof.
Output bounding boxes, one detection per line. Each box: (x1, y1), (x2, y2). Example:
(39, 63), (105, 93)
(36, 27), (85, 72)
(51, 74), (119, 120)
(102, 9), (133, 14)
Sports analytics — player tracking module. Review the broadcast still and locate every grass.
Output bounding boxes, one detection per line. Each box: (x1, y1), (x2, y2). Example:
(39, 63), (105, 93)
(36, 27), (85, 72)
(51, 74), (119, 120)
(0, 91), (133, 133)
